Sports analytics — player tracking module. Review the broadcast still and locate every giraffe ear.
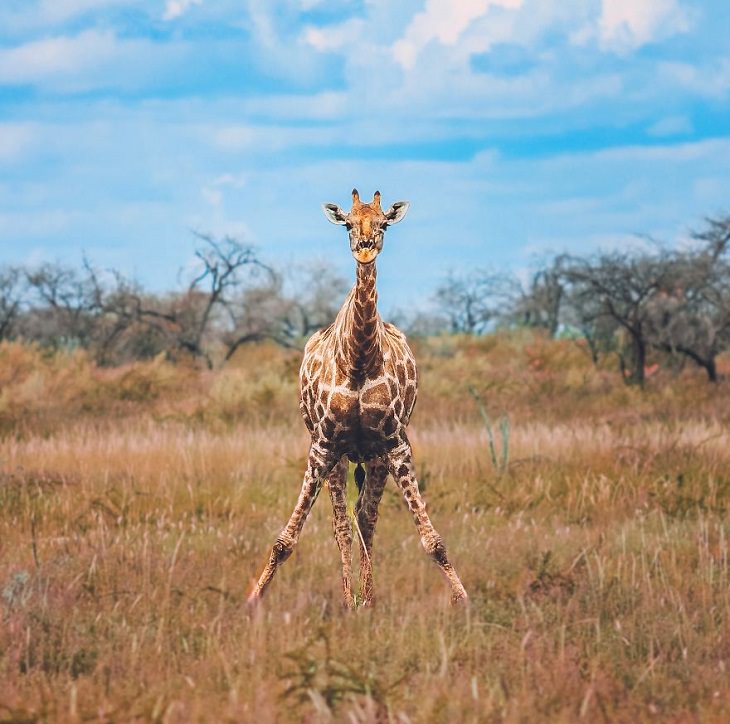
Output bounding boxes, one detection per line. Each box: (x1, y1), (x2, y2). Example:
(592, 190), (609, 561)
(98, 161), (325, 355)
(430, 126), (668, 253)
(322, 203), (348, 225)
(384, 201), (409, 225)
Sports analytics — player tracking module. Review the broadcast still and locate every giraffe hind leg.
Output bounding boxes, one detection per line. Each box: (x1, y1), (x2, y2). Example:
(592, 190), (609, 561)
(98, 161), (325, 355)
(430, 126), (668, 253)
(355, 456), (388, 606)
(388, 443), (467, 604)
(327, 457), (355, 608)
(248, 446), (338, 604)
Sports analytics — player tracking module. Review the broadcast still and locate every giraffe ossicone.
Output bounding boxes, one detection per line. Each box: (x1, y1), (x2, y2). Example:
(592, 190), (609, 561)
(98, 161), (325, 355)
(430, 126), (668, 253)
(248, 189), (467, 608)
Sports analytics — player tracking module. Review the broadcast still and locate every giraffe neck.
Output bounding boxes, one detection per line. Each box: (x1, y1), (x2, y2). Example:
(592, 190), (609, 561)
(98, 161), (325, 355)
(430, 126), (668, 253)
(336, 261), (383, 381)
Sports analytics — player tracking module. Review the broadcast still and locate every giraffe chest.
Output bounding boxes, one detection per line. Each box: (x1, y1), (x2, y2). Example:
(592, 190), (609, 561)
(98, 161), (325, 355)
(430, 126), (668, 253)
(300, 362), (417, 460)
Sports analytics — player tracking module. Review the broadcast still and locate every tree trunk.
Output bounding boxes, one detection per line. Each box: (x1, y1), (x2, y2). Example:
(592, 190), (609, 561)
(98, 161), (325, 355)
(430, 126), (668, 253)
(621, 333), (646, 386)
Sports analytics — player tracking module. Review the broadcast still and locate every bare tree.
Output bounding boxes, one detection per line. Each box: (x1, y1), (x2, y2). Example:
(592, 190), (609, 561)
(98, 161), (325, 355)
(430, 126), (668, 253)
(648, 216), (730, 382)
(0, 266), (23, 340)
(390, 307), (450, 337)
(21, 258), (104, 350)
(282, 261), (350, 341)
(220, 261), (350, 358)
(562, 249), (669, 385)
(509, 256), (566, 337)
(435, 270), (517, 334)
(118, 234), (274, 367)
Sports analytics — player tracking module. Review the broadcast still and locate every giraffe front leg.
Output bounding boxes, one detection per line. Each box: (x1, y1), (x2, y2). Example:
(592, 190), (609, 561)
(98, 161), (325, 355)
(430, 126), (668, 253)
(248, 446), (338, 604)
(355, 457), (388, 607)
(327, 457), (355, 609)
(388, 443), (468, 604)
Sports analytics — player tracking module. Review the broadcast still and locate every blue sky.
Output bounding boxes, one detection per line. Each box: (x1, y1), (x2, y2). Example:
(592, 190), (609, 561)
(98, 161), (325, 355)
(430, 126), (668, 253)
(1, 0), (729, 314)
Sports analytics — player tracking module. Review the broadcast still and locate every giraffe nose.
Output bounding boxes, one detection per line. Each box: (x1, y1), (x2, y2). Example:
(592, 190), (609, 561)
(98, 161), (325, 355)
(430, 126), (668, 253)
(353, 241), (379, 263)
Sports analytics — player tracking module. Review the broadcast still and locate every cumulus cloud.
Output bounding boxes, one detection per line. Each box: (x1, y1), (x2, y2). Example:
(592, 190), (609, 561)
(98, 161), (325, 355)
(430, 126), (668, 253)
(393, 0), (523, 70)
(573, 0), (693, 53)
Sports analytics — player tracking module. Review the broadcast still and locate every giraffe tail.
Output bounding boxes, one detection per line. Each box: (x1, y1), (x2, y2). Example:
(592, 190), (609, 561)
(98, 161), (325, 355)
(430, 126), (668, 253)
(354, 462), (366, 493)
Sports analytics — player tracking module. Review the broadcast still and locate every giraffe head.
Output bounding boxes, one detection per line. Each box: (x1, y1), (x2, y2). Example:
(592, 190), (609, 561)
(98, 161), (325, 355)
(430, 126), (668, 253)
(322, 189), (409, 264)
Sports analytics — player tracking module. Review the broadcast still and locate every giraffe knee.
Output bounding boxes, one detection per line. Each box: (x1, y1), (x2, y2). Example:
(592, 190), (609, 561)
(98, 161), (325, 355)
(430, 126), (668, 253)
(422, 534), (448, 565)
(272, 534), (295, 564)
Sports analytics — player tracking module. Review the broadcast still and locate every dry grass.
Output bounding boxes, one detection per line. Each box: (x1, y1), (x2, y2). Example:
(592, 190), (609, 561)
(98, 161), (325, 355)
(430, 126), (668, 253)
(1, 337), (729, 722)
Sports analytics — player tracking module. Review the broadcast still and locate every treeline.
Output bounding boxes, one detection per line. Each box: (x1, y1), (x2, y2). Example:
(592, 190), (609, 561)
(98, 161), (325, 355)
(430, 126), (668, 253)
(430, 214), (730, 384)
(1, 215), (729, 383)
(0, 234), (349, 368)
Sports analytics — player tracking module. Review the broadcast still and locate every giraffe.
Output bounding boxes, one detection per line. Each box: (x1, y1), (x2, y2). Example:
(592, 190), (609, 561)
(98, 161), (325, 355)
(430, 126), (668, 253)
(247, 189), (467, 607)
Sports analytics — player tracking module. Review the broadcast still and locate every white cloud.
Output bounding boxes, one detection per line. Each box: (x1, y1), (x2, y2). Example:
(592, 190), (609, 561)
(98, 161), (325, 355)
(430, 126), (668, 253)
(214, 125), (257, 150)
(303, 18), (364, 52)
(647, 115), (693, 137)
(201, 172), (247, 207)
(393, 0), (523, 70)
(0, 0), (146, 32)
(596, 0), (692, 52)
(212, 173), (247, 188)
(163, 0), (203, 21)
(0, 29), (187, 92)
(240, 91), (349, 121)
(0, 30), (120, 85)
(37, 0), (139, 23)
(659, 58), (730, 98)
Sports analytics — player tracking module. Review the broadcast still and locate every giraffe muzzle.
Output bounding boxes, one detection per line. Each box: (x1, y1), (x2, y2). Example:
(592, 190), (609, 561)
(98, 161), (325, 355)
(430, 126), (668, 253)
(353, 240), (378, 264)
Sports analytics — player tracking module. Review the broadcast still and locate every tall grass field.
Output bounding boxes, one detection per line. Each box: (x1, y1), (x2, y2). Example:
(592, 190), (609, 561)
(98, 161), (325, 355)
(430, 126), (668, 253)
(1, 335), (729, 721)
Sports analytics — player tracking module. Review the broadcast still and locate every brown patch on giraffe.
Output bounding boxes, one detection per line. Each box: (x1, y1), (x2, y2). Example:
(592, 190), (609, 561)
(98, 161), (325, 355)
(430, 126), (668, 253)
(321, 417), (336, 438)
(382, 418), (397, 436)
(330, 392), (354, 417)
(361, 382), (389, 406)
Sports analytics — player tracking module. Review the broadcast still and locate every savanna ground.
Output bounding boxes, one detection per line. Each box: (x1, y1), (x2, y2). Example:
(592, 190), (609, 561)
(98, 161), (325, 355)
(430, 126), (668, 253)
(1, 334), (729, 722)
